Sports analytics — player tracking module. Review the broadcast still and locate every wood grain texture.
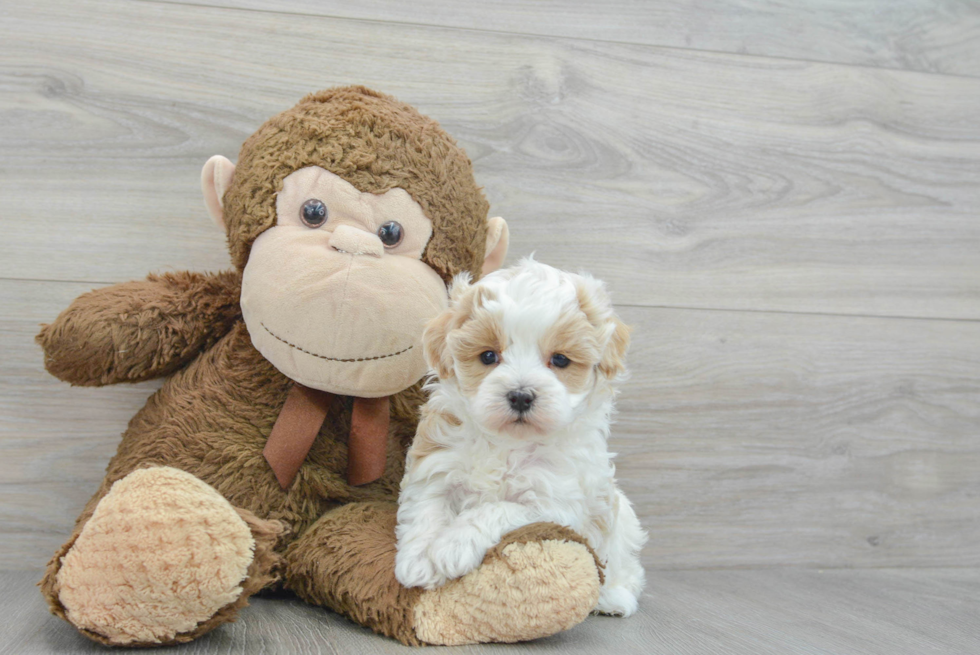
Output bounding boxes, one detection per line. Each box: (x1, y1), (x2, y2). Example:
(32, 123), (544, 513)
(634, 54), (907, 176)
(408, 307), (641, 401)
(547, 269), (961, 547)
(2, 569), (977, 654)
(3, 279), (978, 570)
(156, 0), (980, 78)
(2, 0), (979, 318)
(615, 304), (980, 570)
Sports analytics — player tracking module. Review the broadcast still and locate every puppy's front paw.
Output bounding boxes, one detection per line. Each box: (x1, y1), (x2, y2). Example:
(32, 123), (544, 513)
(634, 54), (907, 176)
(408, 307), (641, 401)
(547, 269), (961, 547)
(395, 543), (446, 589)
(427, 526), (492, 582)
(595, 584), (640, 617)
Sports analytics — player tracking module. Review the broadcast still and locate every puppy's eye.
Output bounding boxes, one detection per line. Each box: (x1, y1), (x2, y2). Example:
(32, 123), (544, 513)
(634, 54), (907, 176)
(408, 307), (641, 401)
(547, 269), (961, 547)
(479, 351), (499, 365)
(550, 353), (571, 368)
(378, 221), (403, 247)
(301, 199), (328, 227)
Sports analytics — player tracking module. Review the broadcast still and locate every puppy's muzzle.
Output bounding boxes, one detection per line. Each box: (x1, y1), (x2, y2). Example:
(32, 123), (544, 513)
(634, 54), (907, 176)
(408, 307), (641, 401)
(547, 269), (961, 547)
(506, 389), (536, 414)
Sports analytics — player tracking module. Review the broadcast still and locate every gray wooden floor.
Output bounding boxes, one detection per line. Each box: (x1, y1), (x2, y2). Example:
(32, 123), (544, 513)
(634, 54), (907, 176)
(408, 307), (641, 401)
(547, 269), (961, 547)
(3, 569), (978, 655)
(2, 0), (979, 652)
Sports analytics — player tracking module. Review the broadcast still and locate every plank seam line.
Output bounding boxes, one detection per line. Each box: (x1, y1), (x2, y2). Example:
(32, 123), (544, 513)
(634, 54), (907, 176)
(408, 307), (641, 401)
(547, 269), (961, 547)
(0, 277), (123, 286)
(642, 564), (980, 572)
(597, 302), (980, 325)
(3, 277), (978, 325)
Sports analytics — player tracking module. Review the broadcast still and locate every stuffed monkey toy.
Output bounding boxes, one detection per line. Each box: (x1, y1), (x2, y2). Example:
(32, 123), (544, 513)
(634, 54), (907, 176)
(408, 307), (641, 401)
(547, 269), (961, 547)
(36, 86), (603, 647)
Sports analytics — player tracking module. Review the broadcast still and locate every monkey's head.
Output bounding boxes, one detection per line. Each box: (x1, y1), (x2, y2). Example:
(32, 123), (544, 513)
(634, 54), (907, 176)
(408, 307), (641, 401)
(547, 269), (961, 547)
(201, 87), (508, 397)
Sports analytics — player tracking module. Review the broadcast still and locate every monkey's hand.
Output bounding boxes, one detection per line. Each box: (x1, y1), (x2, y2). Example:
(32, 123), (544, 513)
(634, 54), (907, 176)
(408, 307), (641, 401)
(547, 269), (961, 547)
(37, 271), (241, 386)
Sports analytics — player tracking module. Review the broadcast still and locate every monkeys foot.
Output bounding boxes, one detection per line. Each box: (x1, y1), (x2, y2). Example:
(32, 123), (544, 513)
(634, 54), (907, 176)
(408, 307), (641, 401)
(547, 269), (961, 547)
(413, 523), (603, 645)
(52, 467), (280, 646)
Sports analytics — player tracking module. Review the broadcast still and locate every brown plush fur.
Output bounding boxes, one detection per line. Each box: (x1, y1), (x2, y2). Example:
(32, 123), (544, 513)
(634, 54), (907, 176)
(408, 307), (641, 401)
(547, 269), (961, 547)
(283, 501), (424, 646)
(37, 271), (242, 386)
(36, 87), (599, 647)
(487, 522), (605, 585)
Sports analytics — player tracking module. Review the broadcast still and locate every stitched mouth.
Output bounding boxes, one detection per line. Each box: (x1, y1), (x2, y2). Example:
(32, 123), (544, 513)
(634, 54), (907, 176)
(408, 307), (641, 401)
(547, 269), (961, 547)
(261, 322), (413, 362)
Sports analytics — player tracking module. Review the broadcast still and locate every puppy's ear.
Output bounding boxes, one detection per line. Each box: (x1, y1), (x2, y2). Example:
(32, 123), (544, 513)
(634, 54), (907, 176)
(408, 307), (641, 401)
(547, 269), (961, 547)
(448, 272), (473, 304)
(575, 275), (630, 379)
(422, 309), (456, 380)
(598, 315), (632, 380)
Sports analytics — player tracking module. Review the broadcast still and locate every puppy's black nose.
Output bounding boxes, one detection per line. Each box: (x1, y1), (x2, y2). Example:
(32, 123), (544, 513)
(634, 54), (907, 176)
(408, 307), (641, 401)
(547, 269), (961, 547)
(507, 390), (535, 413)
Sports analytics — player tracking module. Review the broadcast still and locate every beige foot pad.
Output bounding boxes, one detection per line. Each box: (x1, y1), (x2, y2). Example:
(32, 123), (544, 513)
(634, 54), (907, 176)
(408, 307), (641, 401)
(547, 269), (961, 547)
(413, 523), (602, 645)
(55, 467), (256, 645)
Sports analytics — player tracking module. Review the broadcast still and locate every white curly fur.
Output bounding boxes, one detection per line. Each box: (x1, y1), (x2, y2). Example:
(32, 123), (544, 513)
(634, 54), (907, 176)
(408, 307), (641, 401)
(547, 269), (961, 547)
(395, 259), (647, 616)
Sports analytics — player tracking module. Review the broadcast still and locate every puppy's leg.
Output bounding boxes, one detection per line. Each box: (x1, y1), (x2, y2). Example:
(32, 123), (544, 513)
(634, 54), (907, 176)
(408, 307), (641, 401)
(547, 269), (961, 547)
(428, 501), (534, 582)
(395, 479), (454, 589)
(594, 489), (647, 617)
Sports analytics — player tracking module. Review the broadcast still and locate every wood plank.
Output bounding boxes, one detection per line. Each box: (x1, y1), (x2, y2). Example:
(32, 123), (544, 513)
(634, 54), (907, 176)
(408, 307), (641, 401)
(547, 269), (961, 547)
(2, 569), (977, 654)
(614, 304), (980, 570)
(1, 0), (979, 318)
(159, 0), (980, 78)
(3, 279), (978, 570)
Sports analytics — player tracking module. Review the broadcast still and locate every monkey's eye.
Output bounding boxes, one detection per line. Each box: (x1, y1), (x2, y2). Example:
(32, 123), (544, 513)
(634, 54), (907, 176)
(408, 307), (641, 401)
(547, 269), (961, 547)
(300, 199), (328, 228)
(480, 351), (499, 365)
(550, 354), (571, 368)
(378, 221), (403, 248)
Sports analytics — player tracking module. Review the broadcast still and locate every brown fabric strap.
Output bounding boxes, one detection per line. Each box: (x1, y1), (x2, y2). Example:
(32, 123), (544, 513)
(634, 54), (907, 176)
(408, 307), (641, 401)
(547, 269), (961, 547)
(264, 384), (334, 490)
(347, 396), (390, 486)
(264, 384), (391, 490)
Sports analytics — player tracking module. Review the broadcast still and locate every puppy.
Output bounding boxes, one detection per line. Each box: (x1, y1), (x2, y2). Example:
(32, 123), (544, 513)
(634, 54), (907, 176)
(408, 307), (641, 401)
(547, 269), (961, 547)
(394, 258), (647, 616)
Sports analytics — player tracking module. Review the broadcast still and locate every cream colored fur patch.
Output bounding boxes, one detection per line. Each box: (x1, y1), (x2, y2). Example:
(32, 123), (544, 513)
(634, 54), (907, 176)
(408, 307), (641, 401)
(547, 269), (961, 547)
(56, 467), (255, 644)
(413, 539), (601, 645)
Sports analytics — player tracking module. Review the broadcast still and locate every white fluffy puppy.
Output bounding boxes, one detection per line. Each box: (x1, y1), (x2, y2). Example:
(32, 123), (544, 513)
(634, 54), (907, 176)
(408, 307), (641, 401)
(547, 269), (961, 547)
(394, 258), (647, 616)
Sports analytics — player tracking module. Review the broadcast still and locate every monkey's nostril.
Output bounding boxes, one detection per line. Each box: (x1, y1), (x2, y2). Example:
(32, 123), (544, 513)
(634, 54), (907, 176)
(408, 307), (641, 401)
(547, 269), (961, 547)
(506, 390), (535, 413)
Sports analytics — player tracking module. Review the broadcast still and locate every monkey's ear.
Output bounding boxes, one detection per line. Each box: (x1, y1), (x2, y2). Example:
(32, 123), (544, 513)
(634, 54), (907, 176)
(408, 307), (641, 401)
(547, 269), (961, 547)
(481, 217), (509, 276)
(201, 155), (236, 231)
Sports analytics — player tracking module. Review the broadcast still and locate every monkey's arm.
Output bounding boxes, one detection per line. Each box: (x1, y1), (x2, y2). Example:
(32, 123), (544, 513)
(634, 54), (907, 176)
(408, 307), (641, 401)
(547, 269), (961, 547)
(37, 270), (242, 386)
(284, 502), (603, 646)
